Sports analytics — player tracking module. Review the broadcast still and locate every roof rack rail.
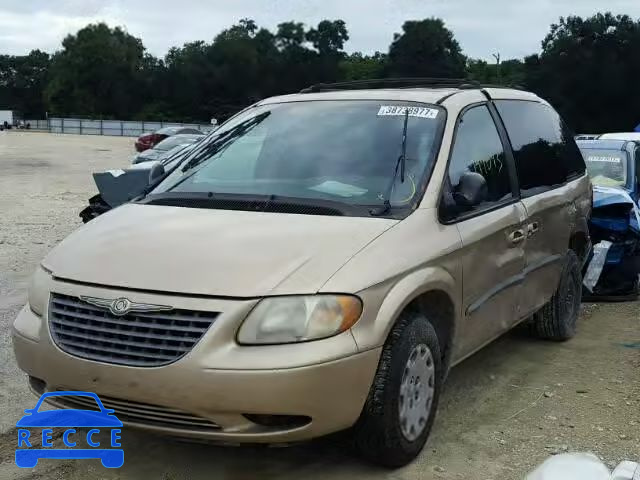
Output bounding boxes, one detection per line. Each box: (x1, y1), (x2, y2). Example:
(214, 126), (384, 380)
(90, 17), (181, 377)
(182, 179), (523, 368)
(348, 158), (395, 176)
(300, 78), (481, 93)
(479, 83), (527, 91)
(300, 78), (527, 94)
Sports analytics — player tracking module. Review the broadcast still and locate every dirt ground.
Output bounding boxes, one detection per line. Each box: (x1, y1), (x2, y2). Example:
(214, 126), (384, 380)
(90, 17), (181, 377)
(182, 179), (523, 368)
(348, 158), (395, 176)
(0, 131), (638, 479)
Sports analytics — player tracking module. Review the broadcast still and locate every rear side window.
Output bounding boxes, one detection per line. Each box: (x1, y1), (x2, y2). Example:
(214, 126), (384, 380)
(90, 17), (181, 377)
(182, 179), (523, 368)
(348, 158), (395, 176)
(495, 100), (586, 197)
(448, 105), (513, 208)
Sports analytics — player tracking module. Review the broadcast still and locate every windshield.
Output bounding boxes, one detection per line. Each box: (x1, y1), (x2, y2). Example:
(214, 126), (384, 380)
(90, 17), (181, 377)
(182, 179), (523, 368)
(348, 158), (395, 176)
(151, 100), (444, 214)
(581, 149), (629, 188)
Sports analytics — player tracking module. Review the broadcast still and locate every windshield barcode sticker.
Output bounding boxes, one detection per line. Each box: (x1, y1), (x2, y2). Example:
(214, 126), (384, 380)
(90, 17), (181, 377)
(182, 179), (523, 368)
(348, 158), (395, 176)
(377, 105), (439, 119)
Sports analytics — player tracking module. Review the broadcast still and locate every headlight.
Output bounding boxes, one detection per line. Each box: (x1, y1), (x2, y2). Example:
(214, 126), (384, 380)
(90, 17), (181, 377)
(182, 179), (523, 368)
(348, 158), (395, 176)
(237, 295), (362, 345)
(28, 266), (51, 316)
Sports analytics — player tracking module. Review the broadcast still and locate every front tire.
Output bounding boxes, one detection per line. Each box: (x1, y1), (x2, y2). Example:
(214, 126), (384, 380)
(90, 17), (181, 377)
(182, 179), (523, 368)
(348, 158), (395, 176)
(353, 312), (443, 468)
(530, 250), (582, 341)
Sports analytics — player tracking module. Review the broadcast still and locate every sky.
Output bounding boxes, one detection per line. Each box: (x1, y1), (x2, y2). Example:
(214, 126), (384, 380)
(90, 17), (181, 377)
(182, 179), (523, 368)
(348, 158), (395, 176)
(2, 0), (640, 60)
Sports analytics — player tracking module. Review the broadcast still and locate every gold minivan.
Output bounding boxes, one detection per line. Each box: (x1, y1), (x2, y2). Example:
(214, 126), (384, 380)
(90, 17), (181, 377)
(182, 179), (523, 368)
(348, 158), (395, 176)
(13, 81), (592, 467)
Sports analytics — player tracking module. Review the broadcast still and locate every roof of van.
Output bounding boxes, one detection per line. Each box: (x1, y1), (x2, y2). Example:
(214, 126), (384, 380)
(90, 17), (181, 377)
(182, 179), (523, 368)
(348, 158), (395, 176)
(599, 132), (640, 142)
(259, 86), (541, 107)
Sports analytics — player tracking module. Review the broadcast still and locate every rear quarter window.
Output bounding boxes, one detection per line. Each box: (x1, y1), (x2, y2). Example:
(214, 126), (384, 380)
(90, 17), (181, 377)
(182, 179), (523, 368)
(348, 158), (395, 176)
(494, 100), (586, 197)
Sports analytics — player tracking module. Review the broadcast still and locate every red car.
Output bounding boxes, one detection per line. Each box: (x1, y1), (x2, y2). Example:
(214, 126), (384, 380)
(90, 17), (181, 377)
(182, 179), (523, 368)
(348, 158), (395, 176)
(134, 126), (203, 152)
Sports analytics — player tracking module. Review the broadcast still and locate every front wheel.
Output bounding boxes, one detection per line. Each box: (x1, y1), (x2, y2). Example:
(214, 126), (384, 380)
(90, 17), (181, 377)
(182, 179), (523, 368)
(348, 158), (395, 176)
(353, 312), (443, 467)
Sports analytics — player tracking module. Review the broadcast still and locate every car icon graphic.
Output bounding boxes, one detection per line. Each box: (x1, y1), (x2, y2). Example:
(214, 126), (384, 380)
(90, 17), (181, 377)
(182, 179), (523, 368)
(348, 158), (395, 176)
(15, 391), (124, 468)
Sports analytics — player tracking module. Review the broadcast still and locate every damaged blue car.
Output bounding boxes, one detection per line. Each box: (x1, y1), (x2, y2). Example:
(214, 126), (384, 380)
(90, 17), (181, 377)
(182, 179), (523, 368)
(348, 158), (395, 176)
(577, 139), (640, 299)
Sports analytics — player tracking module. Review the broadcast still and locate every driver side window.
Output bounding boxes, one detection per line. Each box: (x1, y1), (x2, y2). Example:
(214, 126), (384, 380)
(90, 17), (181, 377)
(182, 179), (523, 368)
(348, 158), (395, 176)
(448, 105), (513, 211)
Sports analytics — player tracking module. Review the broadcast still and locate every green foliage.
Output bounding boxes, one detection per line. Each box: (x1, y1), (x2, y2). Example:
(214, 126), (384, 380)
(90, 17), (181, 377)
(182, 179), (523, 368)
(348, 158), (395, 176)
(0, 50), (50, 116)
(45, 24), (146, 118)
(467, 58), (525, 86)
(306, 20), (349, 55)
(526, 13), (640, 132)
(341, 52), (387, 81)
(387, 18), (467, 78)
(1, 12), (640, 133)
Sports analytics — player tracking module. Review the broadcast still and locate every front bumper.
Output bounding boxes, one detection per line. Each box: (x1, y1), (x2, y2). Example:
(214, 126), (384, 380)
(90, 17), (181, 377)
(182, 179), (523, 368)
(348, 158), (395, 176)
(12, 280), (381, 443)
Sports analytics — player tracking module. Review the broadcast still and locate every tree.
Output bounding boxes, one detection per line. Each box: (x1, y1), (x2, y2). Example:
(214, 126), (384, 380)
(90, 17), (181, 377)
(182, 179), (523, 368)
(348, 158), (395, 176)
(527, 13), (640, 132)
(272, 20), (351, 93)
(340, 52), (387, 80)
(0, 50), (50, 116)
(387, 18), (466, 78)
(13, 13), (640, 133)
(45, 23), (147, 118)
(467, 58), (525, 86)
(275, 22), (306, 50)
(306, 20), (349, 55)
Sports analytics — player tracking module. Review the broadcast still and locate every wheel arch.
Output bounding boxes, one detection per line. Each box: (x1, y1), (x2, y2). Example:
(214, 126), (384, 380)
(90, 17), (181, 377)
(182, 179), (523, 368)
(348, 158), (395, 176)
(568, 220), (591, 267)
(354, 266), (460, 374)
(403, 290), (456, 373)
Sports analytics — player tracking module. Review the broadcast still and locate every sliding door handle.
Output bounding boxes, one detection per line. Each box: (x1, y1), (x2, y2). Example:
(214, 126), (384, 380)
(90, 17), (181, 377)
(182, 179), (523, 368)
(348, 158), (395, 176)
(508, 229), (525, 244)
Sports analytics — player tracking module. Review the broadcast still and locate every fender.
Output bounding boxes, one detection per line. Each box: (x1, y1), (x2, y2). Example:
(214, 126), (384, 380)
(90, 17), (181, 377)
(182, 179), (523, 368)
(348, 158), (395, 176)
(352, 265), (461, 352)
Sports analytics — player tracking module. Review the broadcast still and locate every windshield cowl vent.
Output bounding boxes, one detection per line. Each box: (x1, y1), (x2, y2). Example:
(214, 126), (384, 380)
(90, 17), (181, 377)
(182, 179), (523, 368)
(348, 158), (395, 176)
(145, 197), (344, 217)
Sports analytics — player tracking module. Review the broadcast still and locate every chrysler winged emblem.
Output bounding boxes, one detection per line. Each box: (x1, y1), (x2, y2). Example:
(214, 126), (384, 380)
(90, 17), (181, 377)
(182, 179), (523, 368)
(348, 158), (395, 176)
(79, 296), (173, 316)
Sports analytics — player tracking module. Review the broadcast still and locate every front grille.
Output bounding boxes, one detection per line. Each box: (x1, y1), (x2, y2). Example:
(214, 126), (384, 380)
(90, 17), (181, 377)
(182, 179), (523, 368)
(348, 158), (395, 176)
(49, 390), (220, 432)
(49, 293), (218, 367)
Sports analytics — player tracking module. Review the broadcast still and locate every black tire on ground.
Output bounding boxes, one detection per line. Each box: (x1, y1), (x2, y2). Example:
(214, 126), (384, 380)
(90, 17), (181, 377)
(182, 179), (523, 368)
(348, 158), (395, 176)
(352, 311), (443, 468)
(530, 250), (582, 341)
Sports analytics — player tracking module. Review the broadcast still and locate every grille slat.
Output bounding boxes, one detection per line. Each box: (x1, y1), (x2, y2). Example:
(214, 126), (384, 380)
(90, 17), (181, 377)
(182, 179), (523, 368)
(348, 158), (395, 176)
(58, 396), (214, 426)
(49, 293), (218, 367)
(52, 337), (178, 359)
(53, 330), (192, 352)
(50, 307), (209, 333)
(51, 318), (198, 345)
(51, 302), (215, 325)
(68, 393), (190, 415)
(51, 297), (215, 324)
(50, 348), (172, 367)
(48, 391), (220, 432)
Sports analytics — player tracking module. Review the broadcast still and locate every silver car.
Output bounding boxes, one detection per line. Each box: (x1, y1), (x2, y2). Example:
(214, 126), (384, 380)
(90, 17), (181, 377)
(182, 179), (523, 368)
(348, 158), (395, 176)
(132, 133), (204, 164)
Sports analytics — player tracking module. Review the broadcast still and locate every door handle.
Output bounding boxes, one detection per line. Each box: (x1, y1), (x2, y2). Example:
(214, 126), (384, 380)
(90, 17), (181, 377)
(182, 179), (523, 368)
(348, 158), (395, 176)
(508, 229), (525, 244)
(527, 222), (540, 237)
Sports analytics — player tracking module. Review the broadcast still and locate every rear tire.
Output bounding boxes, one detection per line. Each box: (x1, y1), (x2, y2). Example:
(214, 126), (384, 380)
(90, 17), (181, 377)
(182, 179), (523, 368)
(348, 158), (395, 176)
(353, 312), (443, 468)
(530, 250), (581, 341)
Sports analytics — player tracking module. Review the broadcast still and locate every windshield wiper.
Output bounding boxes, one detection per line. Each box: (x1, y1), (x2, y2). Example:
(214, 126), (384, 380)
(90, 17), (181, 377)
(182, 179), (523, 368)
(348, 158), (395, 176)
(180, 112), (271, 173)
(135, 112), (270, 200)
(370, 108), (409, 216)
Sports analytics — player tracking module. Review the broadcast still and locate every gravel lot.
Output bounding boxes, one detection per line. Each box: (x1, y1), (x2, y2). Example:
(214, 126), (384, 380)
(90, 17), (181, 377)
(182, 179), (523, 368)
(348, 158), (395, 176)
(0, 132), (638, 479)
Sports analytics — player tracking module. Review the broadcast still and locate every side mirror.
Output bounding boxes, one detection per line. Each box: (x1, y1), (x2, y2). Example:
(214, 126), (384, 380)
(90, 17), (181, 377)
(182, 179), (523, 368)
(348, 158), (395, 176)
(210, 118), (218, 126)
(453, 172), (488, 209)
(148, 162), (166, 183)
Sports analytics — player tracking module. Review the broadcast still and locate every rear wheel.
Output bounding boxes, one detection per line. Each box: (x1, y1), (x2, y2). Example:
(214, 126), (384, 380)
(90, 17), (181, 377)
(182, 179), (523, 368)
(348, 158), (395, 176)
(353, 312), (442, 467)
(530, 250), (581, 341)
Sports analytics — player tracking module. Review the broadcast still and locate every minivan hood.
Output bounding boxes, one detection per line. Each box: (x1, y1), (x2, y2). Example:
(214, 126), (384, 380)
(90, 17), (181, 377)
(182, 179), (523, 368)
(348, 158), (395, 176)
(43, 204), (397, 297)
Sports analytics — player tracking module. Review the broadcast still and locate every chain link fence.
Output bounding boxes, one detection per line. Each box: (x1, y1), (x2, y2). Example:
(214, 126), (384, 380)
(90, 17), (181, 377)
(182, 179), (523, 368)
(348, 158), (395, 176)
(23, 118), (212, 136)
